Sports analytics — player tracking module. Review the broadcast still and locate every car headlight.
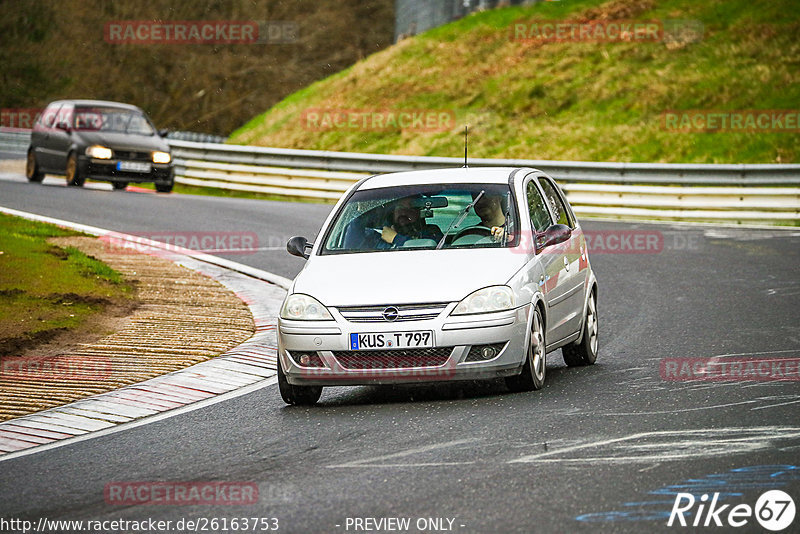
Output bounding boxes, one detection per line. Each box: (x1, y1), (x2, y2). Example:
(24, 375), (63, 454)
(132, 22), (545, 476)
(451, 285), (515, 315)
(86, 145), (112, 159)
(280, 294), (334, 321)
(152, 151), (171, 164)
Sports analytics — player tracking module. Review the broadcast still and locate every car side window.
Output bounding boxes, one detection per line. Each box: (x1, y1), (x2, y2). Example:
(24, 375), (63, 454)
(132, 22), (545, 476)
(537, 177), (574, 228)
(39, 104), (61, 128)
(55, 105), (73, 130)
(526, 180), (552, 233)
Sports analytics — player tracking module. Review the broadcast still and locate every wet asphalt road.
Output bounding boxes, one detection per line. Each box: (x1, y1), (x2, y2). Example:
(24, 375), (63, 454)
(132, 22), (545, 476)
(1, 174), (799, 533)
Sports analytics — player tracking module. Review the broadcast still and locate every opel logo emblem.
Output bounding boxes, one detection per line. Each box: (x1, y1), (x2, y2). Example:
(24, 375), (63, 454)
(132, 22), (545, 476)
(382, 306), (399, 322)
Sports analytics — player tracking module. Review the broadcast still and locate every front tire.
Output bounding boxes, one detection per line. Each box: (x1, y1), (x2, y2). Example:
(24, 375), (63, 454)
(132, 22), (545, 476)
(562, 290), (598, 366)
(112, 182), (128, 190)
(26, 150), (44, 183)
(155, 182), (173, 193)
(65, 153), (85, 187)
(505, 307), (546, 392)
(278, 358), (322, 406)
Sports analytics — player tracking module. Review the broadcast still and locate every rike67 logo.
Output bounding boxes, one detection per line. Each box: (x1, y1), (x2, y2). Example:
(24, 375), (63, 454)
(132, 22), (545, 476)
(668, 490), (795, 531)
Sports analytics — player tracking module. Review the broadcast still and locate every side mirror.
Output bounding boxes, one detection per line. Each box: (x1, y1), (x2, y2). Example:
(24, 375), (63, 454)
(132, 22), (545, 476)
(287, 236), (311, 259)
(536, 224), (571, 252)
(158, 129), (169, 138)
(55, 121), (70, 132)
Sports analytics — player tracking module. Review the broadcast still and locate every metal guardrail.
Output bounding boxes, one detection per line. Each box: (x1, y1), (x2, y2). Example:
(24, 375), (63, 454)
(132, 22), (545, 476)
(2, 130), (798, 224)
(168, 140), (800, 186)
(0, 129), (32, 156)
(165, 131), (227, 144)
(168, 140), (800, 224)
(0, 129), (228, 155)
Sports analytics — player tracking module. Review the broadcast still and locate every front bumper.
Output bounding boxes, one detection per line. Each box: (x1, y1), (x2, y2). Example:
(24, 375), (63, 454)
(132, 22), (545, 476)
(278, 303), (531, 386)
(79, 156), (174, 185)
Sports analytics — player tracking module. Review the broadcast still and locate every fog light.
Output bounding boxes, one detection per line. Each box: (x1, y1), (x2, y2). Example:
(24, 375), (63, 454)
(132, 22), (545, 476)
(465, 342), (507, 362)
(288, 351), (324, 367)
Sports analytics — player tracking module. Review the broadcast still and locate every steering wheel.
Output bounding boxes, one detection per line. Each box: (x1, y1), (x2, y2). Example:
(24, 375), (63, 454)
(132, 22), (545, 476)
(453, 225), (493, 240)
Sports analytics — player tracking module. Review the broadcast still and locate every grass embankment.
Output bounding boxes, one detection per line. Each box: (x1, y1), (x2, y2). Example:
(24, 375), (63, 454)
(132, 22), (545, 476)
(0, 213), (135, 356)
(230, 0), (800, 163)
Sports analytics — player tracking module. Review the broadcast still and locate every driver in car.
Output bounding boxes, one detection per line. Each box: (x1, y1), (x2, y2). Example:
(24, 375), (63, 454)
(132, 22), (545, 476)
(380, 197), (444, 247)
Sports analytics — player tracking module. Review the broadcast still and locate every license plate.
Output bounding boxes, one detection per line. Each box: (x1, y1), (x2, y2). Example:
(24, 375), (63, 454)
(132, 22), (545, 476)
(116, 161), (151, 173)
(350, 331), (433, 350)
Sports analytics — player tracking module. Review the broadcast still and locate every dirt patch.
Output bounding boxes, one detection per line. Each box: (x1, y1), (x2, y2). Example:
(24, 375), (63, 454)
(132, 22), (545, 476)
(0, 159), (24, 175)
(0, 236), (256, 422)
(578, 0), (656, 22)
(0, 294), (138, 358)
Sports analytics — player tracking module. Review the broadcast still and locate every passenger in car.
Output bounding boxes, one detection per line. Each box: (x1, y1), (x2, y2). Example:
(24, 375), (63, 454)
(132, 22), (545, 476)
(380, 197), (444, 247)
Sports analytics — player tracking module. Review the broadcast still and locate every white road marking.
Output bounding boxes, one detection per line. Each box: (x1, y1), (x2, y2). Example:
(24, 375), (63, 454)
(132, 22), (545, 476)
(603, 399), (758, 416)
(751, 398), (800, 410)
(508, 427), (800, 465)
(327, 438), (479, 468)
(707, 348), (800, 359)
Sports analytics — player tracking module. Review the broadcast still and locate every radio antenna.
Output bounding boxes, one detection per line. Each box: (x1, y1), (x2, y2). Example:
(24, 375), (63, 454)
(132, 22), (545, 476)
(463, 125), (469, 168)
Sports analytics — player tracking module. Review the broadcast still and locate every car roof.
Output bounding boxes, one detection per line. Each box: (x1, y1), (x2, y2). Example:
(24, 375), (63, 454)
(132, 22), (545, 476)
(357, 167), (532, 190)
(48, 99), (142, 111)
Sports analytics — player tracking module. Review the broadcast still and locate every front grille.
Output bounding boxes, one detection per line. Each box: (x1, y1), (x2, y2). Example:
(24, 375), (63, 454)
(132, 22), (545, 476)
(86, 162), (172, 180)
(113, 150), (152, 161)
(332, 347), (453, 369)
(336, 302), (449, 323)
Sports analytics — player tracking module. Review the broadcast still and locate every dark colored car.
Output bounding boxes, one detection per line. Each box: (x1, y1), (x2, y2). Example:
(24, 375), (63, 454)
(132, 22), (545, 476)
(26, 99), (174, 192)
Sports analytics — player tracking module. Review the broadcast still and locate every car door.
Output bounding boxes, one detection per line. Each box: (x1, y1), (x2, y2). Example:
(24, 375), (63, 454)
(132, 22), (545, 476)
(32, 103), (62, 171)
(537, 175), (586, 342)
(524, 176), (571, 346)
(49, 103), (74, 173)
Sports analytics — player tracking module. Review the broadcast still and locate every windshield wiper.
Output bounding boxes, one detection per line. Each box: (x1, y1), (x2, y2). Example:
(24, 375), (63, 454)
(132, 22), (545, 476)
(436, 189), (484, 249)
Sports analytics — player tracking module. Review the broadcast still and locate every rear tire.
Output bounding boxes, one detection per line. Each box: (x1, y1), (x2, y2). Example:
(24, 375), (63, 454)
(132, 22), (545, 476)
(65, 153), (84, 187)
(112, 182), (128, 190)
(562, 290), (598, 367)
(505, 307), (546, 392)
(278, 357), (322, 406)
(26, 150), (44, 183)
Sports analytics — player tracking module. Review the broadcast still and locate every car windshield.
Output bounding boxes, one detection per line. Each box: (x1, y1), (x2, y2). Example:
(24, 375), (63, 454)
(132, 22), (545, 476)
(73, 106), (155, 135)
(322, 183), (518, 254)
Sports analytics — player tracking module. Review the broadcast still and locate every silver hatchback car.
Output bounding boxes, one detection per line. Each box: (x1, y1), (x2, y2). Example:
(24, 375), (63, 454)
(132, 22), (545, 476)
(277, 167), (598, 405)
